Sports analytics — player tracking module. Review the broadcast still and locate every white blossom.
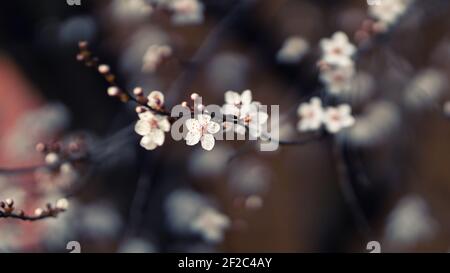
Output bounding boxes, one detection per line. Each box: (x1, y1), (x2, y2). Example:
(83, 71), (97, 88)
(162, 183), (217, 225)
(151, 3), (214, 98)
(191, 208), (230, 243)
(323, 104), (355, 133)
(297, 97), (324, 132)
(369, 0), (413, 28)
(320, 32), (356, 67)
(277, 36), (310, 64)
(319, 32), (357, 96)
(135, 111), (170, 150)
(222, 90), (268, 137)
(147, 90), (165, 109)
(185, 114), (220, 151)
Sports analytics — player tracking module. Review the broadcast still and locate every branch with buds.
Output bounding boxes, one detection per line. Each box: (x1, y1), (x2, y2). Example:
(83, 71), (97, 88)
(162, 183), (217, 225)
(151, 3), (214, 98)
(0, 198), (69, 221)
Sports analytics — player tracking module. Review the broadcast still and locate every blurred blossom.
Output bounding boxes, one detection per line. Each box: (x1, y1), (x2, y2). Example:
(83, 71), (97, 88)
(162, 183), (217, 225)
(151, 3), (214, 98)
(384, 195), (438, 247)
(206, 52), (250, 92)
(4, 103), (70, 159)
(340, 101), (400, 146)
(142, 44), (172, 73)
(110, 0), (153, 22)
(368, 0), (414, 31)
(120, 28), (169, 76)
(165, 189), (229, 243)
(170, 0), (204, 25)
(244, 195), (264, 210)
(444, 101), (450, 117)
(188, 144), (233, 177)
(165, 189), (209, 235)
(228, 160), (270, 196)
(191, 208), (230, 243)
(118, 238), (157, 253)
(35, 163), (79, 193)
(276, 36), (310, 64)
(403, 69), (448, 109)
(58, 15), (97, 44)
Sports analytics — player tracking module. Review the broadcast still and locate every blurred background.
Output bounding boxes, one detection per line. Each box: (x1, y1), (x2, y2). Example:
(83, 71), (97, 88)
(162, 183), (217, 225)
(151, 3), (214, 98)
(0, 0), (450, 253)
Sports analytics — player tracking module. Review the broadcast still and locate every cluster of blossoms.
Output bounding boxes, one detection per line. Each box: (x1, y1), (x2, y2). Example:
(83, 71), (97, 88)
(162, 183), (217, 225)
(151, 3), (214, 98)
(297, 97), (355, 134)
(318, 32), (357, 95)
(142, 44), (172, 73)
(276, 36), (310, 64)
(222, 90), (269, 139)
(368, 0), (414, 31)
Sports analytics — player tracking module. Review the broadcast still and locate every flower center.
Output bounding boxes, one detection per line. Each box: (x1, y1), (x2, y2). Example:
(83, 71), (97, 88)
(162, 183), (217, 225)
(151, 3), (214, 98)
(332, 47), (343, 55)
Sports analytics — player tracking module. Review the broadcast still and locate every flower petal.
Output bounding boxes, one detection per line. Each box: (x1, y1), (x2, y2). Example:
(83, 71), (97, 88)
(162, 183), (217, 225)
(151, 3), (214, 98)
(138, 111), (154, 121)
(140, 136), (158, 150)
(207, 121), (220, 134)
(186, 130), (201, 146)
(201, 134), (215, 151)
(150, 129), (165, 146)
(225, 91), (240, 105)
(157, 116), (171, 132)
(135, 120), (151, 136)
(241, 90), (252, 105)
(222, 104), (240, 117)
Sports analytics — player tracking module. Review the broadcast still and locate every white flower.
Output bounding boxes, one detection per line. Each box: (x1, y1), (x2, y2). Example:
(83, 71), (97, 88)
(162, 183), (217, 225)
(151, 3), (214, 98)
(277, 36), (310, 64)
(147, 90), (165, 109)
(170, 0), (204, 25)
(191, 208), (230, 243)
(222, 89), (253, 117)
(320, 64), (355, 94)
(320, 32), (356, 67)
(239, 104), (269, 138)
(142, 45), (172, 73)
(185, 114), (220, 151)
(369, 0), (412, 27)
(135, 111), (171, 150)
(323, 104), (355, 133)
(297, 97), (324, 132)
(222, 90), (268, 137)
